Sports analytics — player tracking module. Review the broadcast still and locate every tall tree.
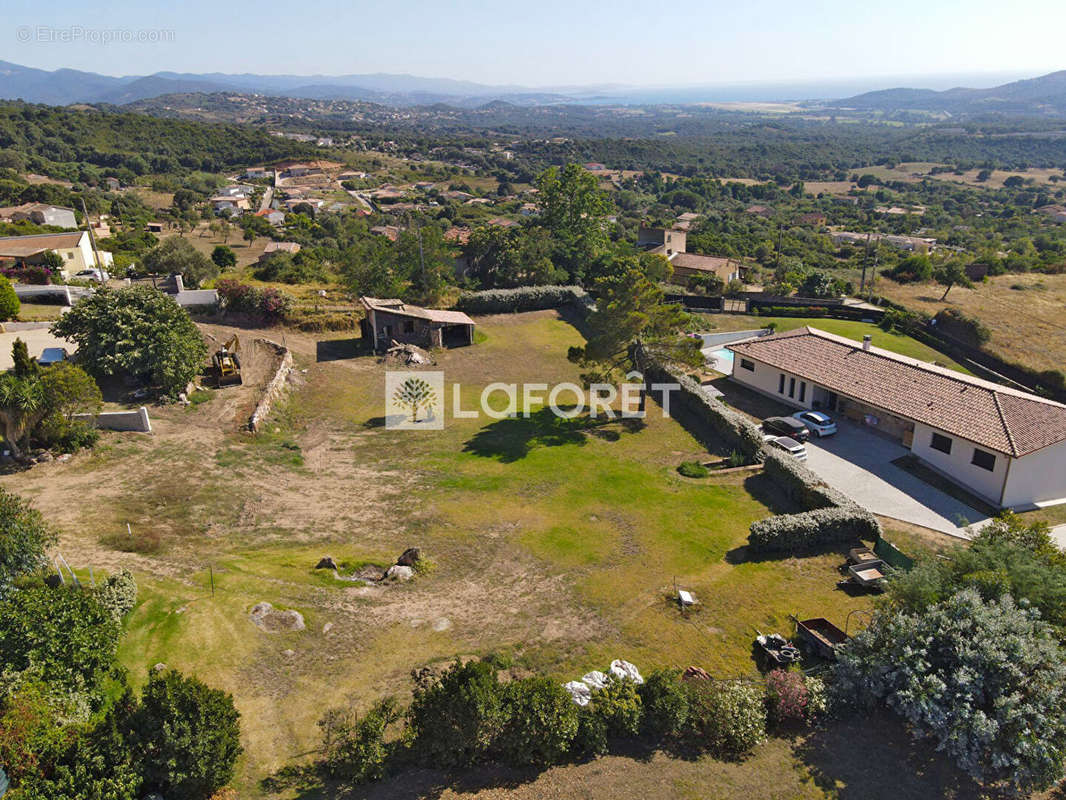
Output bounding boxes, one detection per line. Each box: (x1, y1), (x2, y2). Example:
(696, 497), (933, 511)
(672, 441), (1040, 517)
(936, 261), (974, 300)
(535, 164), (612, 282)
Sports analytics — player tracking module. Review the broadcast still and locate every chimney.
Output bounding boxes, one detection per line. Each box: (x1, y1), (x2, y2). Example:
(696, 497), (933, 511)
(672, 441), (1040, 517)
(862, 334), (872, 352)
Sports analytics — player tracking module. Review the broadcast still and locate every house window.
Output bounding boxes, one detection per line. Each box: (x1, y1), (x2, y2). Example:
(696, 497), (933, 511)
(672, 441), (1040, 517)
(402, 320), (415, 334)
(788, 377), (796, 398)
(740, 358), (755, 372)
(799, 381), (806, 403)
(971, 448), (996, 472)
(778, 374), (785, 394)
(930, 432), (953, 454)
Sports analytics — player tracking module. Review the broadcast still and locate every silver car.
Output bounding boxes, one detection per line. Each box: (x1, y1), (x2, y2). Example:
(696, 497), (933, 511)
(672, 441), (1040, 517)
(767, 435), (808, 461)
(791, 410), (838, 437)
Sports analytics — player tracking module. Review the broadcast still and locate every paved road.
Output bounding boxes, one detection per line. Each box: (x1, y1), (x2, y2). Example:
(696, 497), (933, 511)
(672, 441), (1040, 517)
(0, 329), (76, 369)
(803, 419), (990, 538)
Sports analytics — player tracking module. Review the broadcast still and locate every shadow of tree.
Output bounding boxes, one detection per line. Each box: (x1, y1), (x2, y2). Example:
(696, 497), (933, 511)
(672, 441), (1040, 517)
(794, 713), (984, 800)
(462, 407), (636, 463)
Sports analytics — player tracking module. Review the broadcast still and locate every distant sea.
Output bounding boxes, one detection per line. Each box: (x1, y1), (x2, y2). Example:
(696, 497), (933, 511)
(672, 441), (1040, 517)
(567, 71), (1034, 105)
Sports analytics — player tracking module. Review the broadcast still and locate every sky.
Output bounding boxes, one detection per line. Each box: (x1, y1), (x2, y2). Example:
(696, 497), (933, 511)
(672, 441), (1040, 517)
(3, 0), (1064, 88)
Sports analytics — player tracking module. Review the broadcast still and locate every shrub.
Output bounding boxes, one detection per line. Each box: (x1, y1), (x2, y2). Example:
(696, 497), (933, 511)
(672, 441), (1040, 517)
(573, 677), (643, 756)
(318, 697), (400, 783)
(764, 669), (809, 725)
(638, 669), (690, 739)
(96, 569), (137, 619)
(761, 450), (852, 509)
(0, 274), (19, 319)
(215, 279), (293, 324)
(408, 659), (506, 767)
(834, 590), (1066, 793)
(456, 285), (591, 315)
(677, 460), (708, 478)
(686, 680), (766, 758)
(128, 668), (242, 800)
(0, 489), (56, 596)
(496, 677), (579, 766)
(934, 307), (991, 346)
(748, 506), (881, 554)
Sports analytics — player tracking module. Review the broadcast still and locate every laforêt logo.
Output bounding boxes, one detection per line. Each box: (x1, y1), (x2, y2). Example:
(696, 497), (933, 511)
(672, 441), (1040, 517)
(385, 371), (444, 429)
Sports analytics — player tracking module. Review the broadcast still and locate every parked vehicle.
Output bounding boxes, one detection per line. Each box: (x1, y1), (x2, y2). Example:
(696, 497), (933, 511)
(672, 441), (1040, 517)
(763, 415), (810, 442)
(791, 410), (837, 437)
(38, 347), (68, 366)
(74, 268), (110, 282)
(767, 435), (807, 461)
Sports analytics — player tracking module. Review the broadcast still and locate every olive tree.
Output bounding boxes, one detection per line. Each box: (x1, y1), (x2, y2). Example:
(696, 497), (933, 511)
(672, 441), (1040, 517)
(52, 286), (208, 396)
(834, 589), (1066, 793)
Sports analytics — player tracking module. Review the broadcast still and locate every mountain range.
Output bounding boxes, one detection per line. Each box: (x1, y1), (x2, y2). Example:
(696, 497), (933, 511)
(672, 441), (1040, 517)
(1, 60), (1065, 114)
(832, 71), (1066, 115)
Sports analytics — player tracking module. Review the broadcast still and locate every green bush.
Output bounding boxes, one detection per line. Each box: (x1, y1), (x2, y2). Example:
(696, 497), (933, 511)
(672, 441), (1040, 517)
(761, 450), (853, 510)
(408, 659), (506, 767)
(496, 677), (579, 766)
(96, 569), (137, 619)
(677, 460), (709, 478)
(638, 669), (690, 739)
(573, 678), (642, 756)
(748, 506), (880, 554)
(456, 285), (591, 315)
(318, 697), (401, 783)
(127, 668), (242, 800)
(685, 680), (766, 758)
(0, 274), (19, 320)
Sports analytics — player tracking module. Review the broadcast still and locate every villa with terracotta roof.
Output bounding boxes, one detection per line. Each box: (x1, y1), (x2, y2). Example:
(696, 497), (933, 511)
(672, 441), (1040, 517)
(728, 327), (1066, 510)
(360, 297), (475, 350)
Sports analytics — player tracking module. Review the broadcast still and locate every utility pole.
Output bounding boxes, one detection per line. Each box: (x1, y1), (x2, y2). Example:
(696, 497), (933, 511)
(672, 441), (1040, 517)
(80, 197), (102, 274)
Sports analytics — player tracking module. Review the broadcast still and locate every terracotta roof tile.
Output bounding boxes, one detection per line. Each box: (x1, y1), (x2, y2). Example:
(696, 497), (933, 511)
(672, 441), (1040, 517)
(730, 327), (1066, 456)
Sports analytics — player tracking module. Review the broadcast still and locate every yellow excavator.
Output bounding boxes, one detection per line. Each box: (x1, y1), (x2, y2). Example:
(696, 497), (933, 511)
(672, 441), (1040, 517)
(212, 335), (243, 387)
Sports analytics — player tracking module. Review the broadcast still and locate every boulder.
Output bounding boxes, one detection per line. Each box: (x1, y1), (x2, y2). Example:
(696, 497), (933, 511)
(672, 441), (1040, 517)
(315, 556), (338, 570)
(385, 565), (414, 582)
(396, 547), (421, 567)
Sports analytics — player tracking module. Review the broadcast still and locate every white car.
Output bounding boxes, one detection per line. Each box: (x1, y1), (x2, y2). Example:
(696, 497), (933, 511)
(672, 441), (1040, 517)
(74, 268), (110, 282)
(791, 410), (838, 437)
(767, 435), (808, 461)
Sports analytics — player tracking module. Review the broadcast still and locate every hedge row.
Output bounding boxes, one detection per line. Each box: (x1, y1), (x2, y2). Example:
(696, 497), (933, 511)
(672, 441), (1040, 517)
(761, 450), (853, 510)
(633, 346), (765, 462)
(748, 506), (881, 553)
(456, 285), (592, 315)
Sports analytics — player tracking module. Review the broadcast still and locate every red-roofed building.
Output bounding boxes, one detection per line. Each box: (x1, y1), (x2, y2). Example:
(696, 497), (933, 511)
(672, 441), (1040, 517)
(729, 327), (1066, 509)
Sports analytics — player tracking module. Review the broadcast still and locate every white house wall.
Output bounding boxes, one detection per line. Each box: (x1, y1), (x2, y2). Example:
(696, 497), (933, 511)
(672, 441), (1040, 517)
(728, 357), (814, 409)
(1001, 439), (1066, 509)
(910, 422), (1008, 505)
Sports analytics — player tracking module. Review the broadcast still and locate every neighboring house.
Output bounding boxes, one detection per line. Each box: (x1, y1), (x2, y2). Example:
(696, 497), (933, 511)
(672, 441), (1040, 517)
(519, 202), (539, 216)
(728, 327), (1066, 510)
(796, 212), (827, 226)
(637, 226), (687, 257)
(145, 222), (165, 234)
(745, 205), (774, 218)
(370, 225), (401, 242)
(242, 166), (272, 180)
(831, 231), (937, 253)
(0, 203), (78, 228)
(584, 162), (607, 171)
(259, 241), (301, 262)
(674, 212), (700, 231)
(0, 231), (113, 279)
(669, 253), (743, 287)
(211, 196), (251, 214)
(104, 177), (122, 191)
(359, 296), (476, 350)
(255, 209), (286, 226)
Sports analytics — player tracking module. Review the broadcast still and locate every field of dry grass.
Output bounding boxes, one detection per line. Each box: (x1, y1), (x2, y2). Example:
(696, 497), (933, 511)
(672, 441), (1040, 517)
(877, 272), (1066, 374)
(1, 311), (985, 799)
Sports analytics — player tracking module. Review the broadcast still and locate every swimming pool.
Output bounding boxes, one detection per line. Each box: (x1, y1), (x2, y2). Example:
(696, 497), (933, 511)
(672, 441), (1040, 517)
(706, 347), (734, 370)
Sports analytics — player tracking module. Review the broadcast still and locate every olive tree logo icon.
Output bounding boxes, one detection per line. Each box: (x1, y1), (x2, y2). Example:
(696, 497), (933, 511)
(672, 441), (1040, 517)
(385, 371), (444, 429)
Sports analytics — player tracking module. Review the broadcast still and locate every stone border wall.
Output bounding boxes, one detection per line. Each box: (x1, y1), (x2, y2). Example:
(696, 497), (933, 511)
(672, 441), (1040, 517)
(73, 406), (152, 433)
(248, 339), (294, 432)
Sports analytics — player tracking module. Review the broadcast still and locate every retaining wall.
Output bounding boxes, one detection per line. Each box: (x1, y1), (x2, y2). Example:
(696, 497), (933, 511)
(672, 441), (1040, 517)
(248, 339), (294, 432)
(73, 406), (152, 433)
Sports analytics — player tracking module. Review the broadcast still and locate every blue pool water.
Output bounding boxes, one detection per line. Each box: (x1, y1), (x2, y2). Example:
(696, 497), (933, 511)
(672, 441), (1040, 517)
(708, 348), (734, 369)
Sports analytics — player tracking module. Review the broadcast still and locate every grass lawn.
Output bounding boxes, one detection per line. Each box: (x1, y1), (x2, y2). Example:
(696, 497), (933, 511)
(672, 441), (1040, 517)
(696, 313), (972, 373)
(4, 310), (972, 799)
(15, 302), (65, 322)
